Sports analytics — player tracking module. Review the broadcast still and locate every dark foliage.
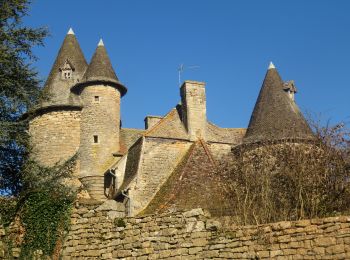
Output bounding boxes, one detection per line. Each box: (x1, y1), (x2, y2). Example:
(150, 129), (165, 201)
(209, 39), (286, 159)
(0, 0), (48, 195)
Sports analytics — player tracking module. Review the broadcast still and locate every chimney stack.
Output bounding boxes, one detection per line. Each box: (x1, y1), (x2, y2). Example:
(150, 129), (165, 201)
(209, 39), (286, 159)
(180, 81), (207, 141)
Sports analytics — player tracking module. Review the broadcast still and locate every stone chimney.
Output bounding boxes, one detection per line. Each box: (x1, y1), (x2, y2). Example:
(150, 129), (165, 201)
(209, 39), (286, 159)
(144, 115), (162, 129)
(180, 81), (207, 141)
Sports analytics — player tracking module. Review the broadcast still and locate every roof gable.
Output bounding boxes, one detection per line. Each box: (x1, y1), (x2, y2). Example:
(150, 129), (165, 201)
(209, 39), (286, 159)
(144, 105), (188, 140)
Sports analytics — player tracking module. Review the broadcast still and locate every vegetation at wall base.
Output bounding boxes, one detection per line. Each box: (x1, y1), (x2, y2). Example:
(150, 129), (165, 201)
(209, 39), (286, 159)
(19, 190), (73, 259)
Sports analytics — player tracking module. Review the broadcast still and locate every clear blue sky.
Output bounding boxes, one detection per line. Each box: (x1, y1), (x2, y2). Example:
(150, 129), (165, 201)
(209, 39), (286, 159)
(25, 0), (350, 129)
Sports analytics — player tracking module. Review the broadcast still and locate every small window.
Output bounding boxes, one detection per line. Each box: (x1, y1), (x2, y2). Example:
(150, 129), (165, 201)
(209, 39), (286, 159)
(60, 60), (74, 79)
(93, 135), (99, 143)
(94, 96), (100, 102)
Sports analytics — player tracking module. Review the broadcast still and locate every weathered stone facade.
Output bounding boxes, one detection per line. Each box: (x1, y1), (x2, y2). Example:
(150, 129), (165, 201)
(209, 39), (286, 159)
(2, 202), (350, 259)
(28, 29), (246, 211)
(29, 110), (81, 167)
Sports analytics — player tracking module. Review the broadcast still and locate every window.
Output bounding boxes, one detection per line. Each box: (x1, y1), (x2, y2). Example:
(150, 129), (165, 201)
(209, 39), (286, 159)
(60, 60), (74, 80)
(93, 135), (99, 143)
(94, 96), (100, 102)
(64, 71), (72, 79)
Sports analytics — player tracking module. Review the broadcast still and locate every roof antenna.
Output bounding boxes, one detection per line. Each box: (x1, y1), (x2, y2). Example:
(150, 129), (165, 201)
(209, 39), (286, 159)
(178, 64), (200, 87)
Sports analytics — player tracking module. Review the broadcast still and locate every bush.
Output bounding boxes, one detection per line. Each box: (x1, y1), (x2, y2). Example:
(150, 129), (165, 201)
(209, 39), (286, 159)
(218, 120), (350, 225)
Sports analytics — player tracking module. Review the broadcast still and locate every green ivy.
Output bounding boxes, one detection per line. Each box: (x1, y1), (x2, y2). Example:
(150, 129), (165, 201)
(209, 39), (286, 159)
(114, 218), (126, 228)
(19, 190), (73, 259)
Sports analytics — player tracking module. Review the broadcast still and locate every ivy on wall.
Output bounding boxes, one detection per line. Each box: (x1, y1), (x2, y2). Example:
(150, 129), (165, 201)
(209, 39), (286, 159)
(0, 156), (78, 259)
(19, 191), (73, 258)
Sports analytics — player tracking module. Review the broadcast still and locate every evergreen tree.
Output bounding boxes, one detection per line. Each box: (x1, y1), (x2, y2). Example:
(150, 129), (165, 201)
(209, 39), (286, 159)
(0, 0), (47, 195)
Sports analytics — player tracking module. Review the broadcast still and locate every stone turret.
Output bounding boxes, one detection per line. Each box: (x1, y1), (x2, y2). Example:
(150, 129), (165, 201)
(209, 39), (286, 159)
(72, 39), (127, 200)
(243, 62), (314, 144)
(28, 28), (86, 166)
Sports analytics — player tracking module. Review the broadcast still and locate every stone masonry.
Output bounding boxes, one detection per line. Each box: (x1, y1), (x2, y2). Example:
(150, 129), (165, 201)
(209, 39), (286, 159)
(2, 201), (349, 259)
(29, 110), (81, 167)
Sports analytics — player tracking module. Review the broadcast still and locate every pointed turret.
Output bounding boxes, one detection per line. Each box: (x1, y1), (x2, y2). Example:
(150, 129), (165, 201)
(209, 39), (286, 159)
(79, 39), (127, 96)
(243, 63), (314, 144)
(42, 28), (87, 106)
(76, 39), (127, 200)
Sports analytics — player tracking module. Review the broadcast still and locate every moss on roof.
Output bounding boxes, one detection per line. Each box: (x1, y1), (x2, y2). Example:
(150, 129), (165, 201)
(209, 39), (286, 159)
(41, 33), (87, 107)
(80, 43), (127, 96)
(141, 140), (228, 216)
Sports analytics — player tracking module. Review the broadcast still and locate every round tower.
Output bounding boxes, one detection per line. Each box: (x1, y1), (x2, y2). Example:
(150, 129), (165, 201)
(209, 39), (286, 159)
(72, 39), (127, 201)
(28, 28), (87, 168)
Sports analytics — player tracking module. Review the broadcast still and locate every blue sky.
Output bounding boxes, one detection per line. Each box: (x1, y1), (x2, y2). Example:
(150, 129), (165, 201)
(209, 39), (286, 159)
(25, 0), (350, 129)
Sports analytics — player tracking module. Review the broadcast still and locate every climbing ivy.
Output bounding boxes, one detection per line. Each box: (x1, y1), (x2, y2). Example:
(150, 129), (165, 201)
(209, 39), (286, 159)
(19, 190), (74, 259)
(0, 156), (78, 259)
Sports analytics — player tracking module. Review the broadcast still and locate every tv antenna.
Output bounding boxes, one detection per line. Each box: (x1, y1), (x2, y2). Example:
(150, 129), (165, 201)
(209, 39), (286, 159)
(178, 64), (200, 86)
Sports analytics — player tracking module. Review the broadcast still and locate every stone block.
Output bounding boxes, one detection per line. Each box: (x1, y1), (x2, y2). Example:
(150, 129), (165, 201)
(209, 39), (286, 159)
(326, 244), (345, 254)
(270, 249), (282, 257)
(314, 236), (336, 246)
(183, 208), (204, 218)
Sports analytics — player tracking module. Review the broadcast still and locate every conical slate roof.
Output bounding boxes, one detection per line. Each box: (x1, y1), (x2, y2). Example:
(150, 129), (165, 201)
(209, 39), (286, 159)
(80, 39), (127, 96)
(41, 28), (87, 107)
(243, 63), (314, 144)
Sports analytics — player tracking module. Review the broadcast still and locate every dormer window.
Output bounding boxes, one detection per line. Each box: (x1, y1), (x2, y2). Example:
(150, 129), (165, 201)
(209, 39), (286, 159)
(283, 80), (297, 102)
(60, 59), (75, 80)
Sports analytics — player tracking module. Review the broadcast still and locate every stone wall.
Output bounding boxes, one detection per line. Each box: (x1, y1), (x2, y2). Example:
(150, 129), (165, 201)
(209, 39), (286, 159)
(1, 200), (350, 259)
(128, 138), (192, 215)
(29, 110), (81, 167)
(79, 84), (121, 200)
(61, 205), (350, 259)
(62, 205), (350, 259)
(79, 84), (121, 177)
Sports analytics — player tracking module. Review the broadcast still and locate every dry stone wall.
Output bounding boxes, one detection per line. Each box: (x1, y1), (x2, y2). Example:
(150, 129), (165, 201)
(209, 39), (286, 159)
(62, 203), (350, 259)
(1, 200), (350, 259)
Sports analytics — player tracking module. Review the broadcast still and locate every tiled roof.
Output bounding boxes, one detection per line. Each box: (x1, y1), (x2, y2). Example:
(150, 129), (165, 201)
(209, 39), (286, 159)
(244, 66), (315, 144)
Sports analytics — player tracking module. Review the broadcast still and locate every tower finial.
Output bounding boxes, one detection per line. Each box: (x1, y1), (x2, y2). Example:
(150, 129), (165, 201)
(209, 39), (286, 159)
(67, 28), (75, 35)
(98, 39), (104, 46)
(268, 61), (276, 70)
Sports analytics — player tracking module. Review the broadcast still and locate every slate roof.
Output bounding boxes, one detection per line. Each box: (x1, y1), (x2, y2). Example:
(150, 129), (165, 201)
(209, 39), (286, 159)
(80, 41), (127, 96)
(41, 31), (87, 107)
(243, 66), (315, 144)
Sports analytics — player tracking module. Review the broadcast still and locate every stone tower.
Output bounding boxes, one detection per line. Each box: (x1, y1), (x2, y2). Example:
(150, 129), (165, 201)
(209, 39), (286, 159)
(29, 28), (86, 167)
(71, 39), (127, 200)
